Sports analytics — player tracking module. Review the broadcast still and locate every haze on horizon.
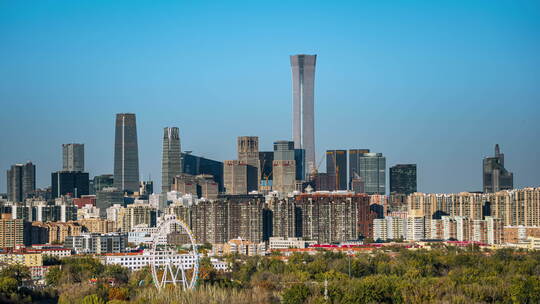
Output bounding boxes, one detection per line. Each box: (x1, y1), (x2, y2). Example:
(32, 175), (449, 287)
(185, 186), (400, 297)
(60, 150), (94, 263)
(0, 0), (539, 194)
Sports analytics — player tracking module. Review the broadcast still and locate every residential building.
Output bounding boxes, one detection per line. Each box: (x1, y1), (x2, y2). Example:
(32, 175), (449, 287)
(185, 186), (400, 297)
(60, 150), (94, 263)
(64, 233), (128, 254)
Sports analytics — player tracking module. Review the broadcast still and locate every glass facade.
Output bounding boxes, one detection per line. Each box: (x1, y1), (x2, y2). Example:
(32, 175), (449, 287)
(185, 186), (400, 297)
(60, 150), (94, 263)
(389, 164), (417, 195)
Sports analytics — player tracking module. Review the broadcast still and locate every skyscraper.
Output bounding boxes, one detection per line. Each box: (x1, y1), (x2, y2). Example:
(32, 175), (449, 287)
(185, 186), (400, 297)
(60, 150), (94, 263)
(6, 162), (35, 202)
(348, 149), (370, 188)
(62, 143), (85, 172)
(52, 171), (89, 198)
(483, 144), (513, 193)
(162, 127), (181, 193)
(349, 151), (386, 195)
(237, 136), (260, 191)
(291, 54), (316, 175)
(113, 113), (140, 193)
(326, 150), (347, 190)
(389, 164), (417, 195)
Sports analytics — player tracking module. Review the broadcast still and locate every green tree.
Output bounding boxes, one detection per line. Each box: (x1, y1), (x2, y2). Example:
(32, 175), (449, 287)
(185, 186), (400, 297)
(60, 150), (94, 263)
(82, 294), (106, 304)
(282, 284), (310, 304)
(0, 264), (30, 285)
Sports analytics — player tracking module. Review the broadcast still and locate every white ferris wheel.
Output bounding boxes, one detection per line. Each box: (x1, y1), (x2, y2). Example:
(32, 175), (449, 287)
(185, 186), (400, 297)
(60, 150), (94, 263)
(150, 215), (199, 290)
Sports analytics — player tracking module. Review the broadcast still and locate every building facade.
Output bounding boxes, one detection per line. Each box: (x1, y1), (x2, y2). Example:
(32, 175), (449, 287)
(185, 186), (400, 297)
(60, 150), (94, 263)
(162, 127), (181, 193)
(326, 150), (347, 190)
(390, 164), (417, 195)
(113, 113), (140, 193)
(7, 162), (36, 202)
(51, 171), (89, 198)
(483, 144), (513, 193)
(62, 143), (84, 172)
(291, 54), (317, 175)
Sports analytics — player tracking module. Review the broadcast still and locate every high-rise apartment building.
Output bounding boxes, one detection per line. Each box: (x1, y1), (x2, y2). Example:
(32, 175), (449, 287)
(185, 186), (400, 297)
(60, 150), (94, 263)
(326, 150), (347, 190)
(0, 214), (29, 248)
(294, 193), (371, 243)
(349, 151), (386, 195)
(162, 127), (181, 193)
(291, 54), (316, 175)
(483, 144), (513, 193)
(390, 164), (417, 195)
(62, 143), (84, 172)
(6, 162), (36, 202)
(113, 113), (140, 193)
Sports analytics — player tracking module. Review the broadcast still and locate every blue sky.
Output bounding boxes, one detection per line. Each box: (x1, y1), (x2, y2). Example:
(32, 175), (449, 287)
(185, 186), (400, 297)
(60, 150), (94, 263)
(0, 0), (539, 193)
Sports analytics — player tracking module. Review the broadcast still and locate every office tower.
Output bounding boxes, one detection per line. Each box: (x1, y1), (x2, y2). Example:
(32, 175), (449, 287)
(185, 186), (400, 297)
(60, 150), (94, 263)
(259, 151), (274, 190)
(237, 136), (260, 191)
(6, 162), (36, 202)
(349, 151), (386, 195)
(274, 141), (295, 161)
(294, 149), (306, 181)
(272, 160), (296, 194)
(62, 143), (85, 172)
(223, 160), (248, 195)
(348, 149), (370, 188)
(96, 187), (124, 218)
(51, 171), (90, 198)
(272, 141), (296, 194)
(181, 153), (224, 192)
(483, 144), (513, 193)
(162, 127), (181, 193)
(326, 150), (347, 190)
(92, 174), (114, 194)
(290, 54), (317, 175)
(390, 164), (417, 195)
(113, 113), (140, 193)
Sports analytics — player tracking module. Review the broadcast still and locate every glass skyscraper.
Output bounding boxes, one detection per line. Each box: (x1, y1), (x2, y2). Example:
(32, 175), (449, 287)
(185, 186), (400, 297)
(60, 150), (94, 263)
(389, 164), (417, 195)
(113, 113), (140, 193)
(162, 127), (181, 193)
(483, 144), (513, 193)
(349, 151), (385, 195)
(326, 150), (347, 190)
(291, 54), (316, 176)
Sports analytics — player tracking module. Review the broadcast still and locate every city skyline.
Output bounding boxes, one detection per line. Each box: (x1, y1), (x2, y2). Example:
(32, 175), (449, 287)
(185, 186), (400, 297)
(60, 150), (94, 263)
(1, 1), (539, 193)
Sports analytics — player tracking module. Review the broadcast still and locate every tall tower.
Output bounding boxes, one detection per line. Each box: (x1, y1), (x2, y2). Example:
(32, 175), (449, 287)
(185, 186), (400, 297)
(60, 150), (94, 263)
(62, 143), (84, 172)
(162, 127), (181, 193)
(290, 54), (316, 175)
(113, 113), (140, 193)
(6, 162), (35, 202)
(237, 136), (260, 192)
(483, 144), (513, 193)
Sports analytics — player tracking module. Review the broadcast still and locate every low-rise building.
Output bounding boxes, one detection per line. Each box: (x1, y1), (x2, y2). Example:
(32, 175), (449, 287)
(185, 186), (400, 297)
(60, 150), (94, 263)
(268, 237), (316, 250)
(64, 233), (127, 254)
(212, 238), (266, 256)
